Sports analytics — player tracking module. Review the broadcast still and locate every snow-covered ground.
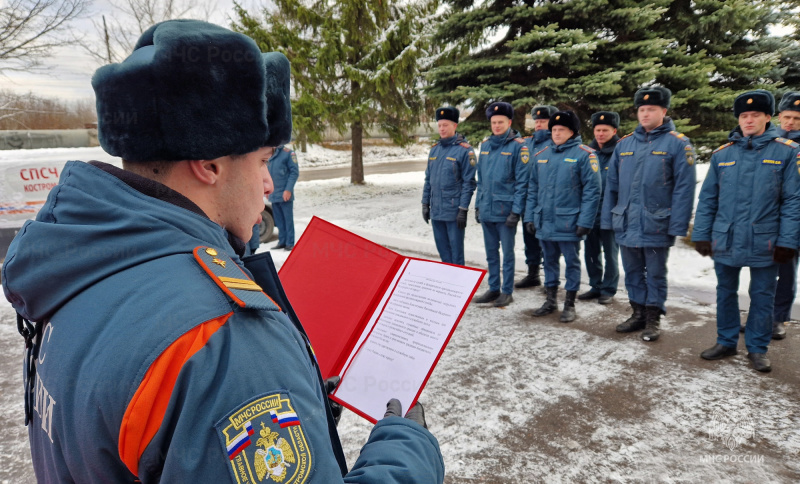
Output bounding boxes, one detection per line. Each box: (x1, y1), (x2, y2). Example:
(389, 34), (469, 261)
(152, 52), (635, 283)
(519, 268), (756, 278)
(1, 146), (799, 482)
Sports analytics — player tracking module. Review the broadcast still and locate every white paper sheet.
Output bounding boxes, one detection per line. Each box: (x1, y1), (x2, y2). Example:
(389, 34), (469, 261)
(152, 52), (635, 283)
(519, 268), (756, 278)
(333, 259), (482, 421)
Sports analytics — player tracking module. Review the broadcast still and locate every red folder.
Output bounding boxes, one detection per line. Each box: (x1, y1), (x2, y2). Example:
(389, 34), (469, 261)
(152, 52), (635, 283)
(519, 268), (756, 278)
(279, 216), (485, 422)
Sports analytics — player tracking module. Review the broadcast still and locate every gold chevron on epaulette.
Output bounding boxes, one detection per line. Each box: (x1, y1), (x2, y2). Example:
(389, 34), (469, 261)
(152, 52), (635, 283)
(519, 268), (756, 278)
(514, 137), (525, 143)
(619, 132), (634, 140)
(534, 146), (550, 157)
(579, 145), (596, 154)
(669, 130), (686, 140)
(713, 142), (734, 154)
(459, 141), (472, 148)
(774, 137), (800, 148)
(193, 246), (281, 311)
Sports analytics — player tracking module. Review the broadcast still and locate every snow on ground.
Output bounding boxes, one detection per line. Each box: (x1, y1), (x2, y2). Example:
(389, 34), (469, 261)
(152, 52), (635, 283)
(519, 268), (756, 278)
(1, 147), (799, 482)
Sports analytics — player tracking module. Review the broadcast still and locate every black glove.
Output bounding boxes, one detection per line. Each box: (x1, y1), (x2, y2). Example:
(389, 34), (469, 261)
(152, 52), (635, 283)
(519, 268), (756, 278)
(384, 398), (427, 428)
(324, 376), (343, 425)
(576, 226), (591, 237)
(456, 208), (468, 229)
(694, 241), (713, 257)
(422, 204), (430, 224)
(505, 212), (520, 228)
(475, 208), (481, 224)
(524, 222), (536, 236)
(773, 246), (797, 264)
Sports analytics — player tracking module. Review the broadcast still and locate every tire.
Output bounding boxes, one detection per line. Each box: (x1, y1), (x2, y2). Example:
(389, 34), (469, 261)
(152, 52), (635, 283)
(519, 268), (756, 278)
(259, 208), (275, 242)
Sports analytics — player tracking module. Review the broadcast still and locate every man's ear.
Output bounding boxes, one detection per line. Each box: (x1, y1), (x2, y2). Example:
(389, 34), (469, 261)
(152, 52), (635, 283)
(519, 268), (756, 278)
(187, 159), (221, 186)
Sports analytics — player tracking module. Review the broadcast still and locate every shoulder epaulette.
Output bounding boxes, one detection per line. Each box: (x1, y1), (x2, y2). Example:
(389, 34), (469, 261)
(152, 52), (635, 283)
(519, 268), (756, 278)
(669, 131), (689, 142)
(534, 146), (550, 157)
(283, 146), (292, 152)
(430, 141), (439, 148)
(774, 137), (800, 149)
(619, 133), (634, 141)
(193, 246), (281, 311)
(514, 137), (525, 144)
(579, 145), (596, 154)
(482, 137), (489, 143)
(713, 142), (734, 154)
(459, 141), (472, 149)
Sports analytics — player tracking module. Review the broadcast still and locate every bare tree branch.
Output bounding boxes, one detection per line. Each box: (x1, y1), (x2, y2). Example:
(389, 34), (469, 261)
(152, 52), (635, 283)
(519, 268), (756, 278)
(79, 0), (219, 65)
(0, 0), (89, 73)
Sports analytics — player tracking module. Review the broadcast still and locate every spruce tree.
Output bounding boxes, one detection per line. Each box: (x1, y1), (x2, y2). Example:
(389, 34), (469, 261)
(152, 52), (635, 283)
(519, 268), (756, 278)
(428, 0), (793, 148)
(234, 0), (437, 184)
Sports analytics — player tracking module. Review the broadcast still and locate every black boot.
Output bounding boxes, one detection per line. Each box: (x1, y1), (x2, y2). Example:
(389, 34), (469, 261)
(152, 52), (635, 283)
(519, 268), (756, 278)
(515, 264), (542, 288)
(616, 301), (646, 332)
(532, 286), (558, 317)
(473, 289), (500, 304)
(560, 290), (577, 322)
(641, 306), (661, 341)
(493, 293), (514, 307)
(773, 321), (786, 340)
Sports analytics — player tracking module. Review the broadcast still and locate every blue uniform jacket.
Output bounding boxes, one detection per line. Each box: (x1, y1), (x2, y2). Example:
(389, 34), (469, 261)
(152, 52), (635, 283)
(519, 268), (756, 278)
(524, 136), (601, 241)
(268, 145), (300, 203)
(692, 124), (800, 267)
(422, 133), (477, 221)
(525, 129), (552, 155)
(2, 161), (444, 484)
(475, 129), (530, 222)
(601, 119), (697, 247)
(588, 135), (619, 228)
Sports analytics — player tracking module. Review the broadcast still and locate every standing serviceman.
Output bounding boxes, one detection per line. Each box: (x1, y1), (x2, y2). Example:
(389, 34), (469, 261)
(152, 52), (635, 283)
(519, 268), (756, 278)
(515, 105), (556, 289)
(525, 111), (601, 322)
(769, 91), (800, 340)
(268, 144), (300, 251)
(601, 87), (696, 342)
(2, 20), (444, 483)
(693, 90), (800, 373)
(579, 112), (621, 304)
(422, 106), (477, 265)
(472, 101), (531, 307)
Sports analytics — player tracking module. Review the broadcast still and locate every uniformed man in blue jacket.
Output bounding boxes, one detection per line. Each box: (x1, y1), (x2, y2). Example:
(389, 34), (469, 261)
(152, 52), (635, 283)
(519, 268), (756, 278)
(693, 90), (800, 373)
(2, 20), (444, 483)
(579, 112), (621, 305)
(524, 111), (601, 322)
(601, 87), (696, 342)
(769, 91), (800, 340)
(422, 106), (477, 265)
(472, 101), (531, 307)
(515, 105), (556, 289)
(268, 145), (300, 250)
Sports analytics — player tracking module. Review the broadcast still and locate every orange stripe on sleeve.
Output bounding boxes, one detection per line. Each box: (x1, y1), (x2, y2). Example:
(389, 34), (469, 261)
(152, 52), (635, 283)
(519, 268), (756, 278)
(118, 312), (232, 477)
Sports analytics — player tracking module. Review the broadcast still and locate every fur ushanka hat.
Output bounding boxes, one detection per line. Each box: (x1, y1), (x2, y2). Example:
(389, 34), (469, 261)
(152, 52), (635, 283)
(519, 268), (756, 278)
(92, 20), (292, 162)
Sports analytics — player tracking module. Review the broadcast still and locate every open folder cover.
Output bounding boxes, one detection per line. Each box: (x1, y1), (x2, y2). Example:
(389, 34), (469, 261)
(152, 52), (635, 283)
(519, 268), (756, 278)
(279, 216), (485, 423)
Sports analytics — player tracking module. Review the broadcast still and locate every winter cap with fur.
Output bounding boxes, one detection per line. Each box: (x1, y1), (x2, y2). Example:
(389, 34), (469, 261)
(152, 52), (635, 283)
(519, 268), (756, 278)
(485, 102), (514, 120)
(778, 91), (800, 114)
(733, 90), (775, 118)
(548, 110), (581, 134)
(435, 107), (459, 123)
(591, 111), (620, 129)
(634, 87), (671, 109)
(92, 19), (292, 162)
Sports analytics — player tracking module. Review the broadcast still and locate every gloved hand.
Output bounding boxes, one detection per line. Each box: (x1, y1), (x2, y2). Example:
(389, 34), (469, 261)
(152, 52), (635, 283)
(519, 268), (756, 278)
(324, 376), (343, 425)
(505, 212), (520, 228)
(576, 226), (591, 237)
(773, 246), (797, 264)
(694, 241), (713, 257)
(524, 222), (536, 236)
(456, 208), (468, 229)
(475, 208), (481, 224)
(384, 398), (427, 428)
(422, 204), (430, 224)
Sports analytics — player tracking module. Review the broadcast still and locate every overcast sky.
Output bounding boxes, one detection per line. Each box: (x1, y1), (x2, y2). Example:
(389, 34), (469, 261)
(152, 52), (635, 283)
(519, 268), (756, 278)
(2, 0), (259, 102)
